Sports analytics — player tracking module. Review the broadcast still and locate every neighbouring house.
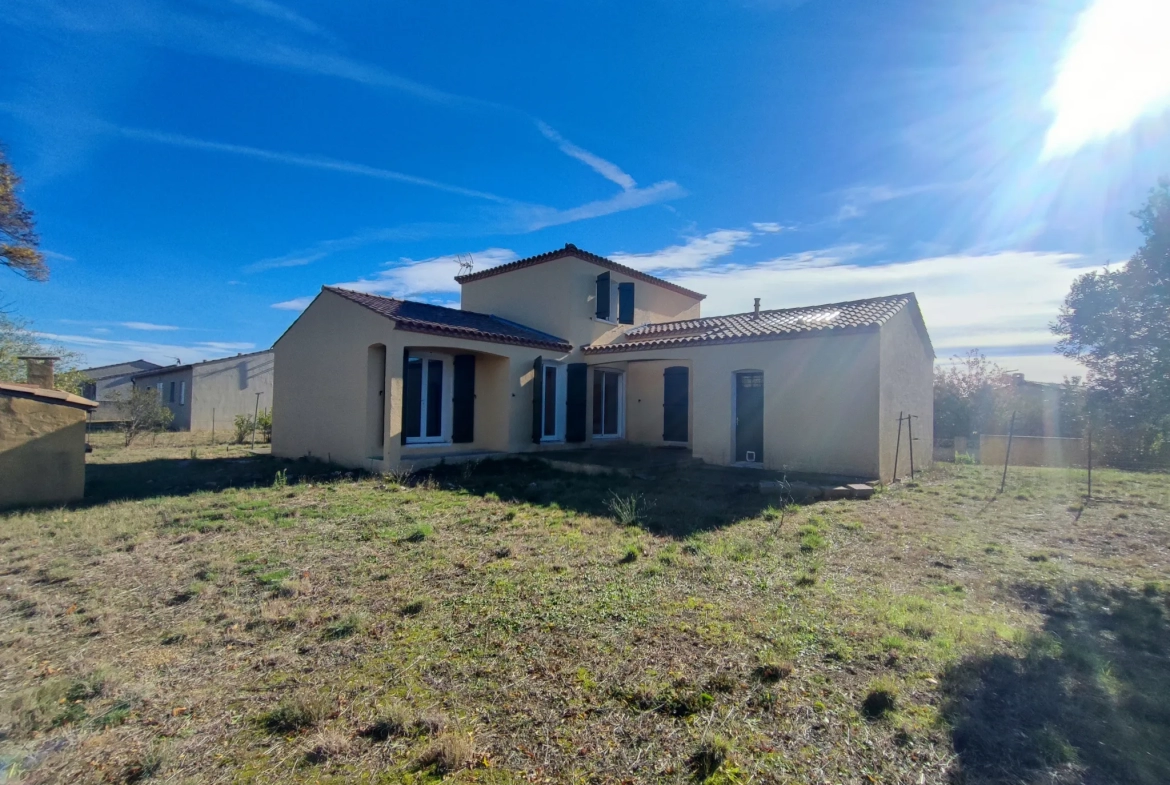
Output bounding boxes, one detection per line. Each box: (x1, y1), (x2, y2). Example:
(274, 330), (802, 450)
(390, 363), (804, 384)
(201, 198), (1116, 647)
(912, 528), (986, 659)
(273, 244), (934, 479)
(79, 359), (163, 421)
(1, 358), (99, 509)
(131, 350), (274, 432)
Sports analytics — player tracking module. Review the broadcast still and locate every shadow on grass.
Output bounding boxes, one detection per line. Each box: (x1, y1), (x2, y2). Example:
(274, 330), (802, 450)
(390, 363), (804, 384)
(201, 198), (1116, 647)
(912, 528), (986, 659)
(429, 458), (777, 538)
(941, 580), (1170, 785)
(78, 455), (344, 508)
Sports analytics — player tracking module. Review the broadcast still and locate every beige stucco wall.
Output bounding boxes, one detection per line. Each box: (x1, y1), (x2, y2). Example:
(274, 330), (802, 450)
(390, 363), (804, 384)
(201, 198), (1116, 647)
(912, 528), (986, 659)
(878, 306), (935, 481)
(459, 254), (702, 349)
(0, 394), (89, 508)
(133, 369), (193, 430)
(275, 288), (932, 479)
(624, 359), (693, 446)
(190, 352), (274, 432)
(274, 289), (585, 472)
(979, 435), (1086, 467)
(589, 331), (883, 477)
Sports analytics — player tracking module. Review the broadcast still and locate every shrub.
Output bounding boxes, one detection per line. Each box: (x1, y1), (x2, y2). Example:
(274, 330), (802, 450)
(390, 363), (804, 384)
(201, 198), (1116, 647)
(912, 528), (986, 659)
(256, 408), (273, 441)
(418, 731), (475, 775)
(111, 388), (174, 446)
(607, 491), (651, 526)
(233, 414), (254, 444)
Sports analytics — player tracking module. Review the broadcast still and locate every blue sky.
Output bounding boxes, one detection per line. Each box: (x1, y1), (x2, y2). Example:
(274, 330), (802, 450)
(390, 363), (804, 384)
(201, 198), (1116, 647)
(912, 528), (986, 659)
(2, 0), (1168, 380)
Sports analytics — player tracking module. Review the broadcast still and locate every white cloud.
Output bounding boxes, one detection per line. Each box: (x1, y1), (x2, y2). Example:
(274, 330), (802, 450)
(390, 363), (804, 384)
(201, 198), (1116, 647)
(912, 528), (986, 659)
(536, 121), (637, 191)
(120, 321), (179, 331)
(668, 249), (1096, 381)
(609, 229), (756, 272)
(108, 123), (518, 204)
(39, 332), (256, 369)
(518, 182), (686, 232)
(334, 248), (519, 298)
(271, 296), (315, 311)
(751, 222), (783, 233)
(1042, 0), (1170, 158)
(226, 0), (336, 42)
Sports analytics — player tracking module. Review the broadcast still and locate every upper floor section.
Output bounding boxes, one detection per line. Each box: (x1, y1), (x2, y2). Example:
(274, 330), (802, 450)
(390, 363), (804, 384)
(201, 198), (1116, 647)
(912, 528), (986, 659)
(456, 244), (704, 352)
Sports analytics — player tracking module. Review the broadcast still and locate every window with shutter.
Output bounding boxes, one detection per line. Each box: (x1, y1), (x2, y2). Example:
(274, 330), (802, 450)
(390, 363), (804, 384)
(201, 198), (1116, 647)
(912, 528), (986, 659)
(595, 272), (611, 320)
(618, 282), (634, 324)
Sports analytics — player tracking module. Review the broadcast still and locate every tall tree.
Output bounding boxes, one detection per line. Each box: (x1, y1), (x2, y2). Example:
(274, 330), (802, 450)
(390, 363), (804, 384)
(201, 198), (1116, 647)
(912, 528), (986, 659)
(1053, 178), (1170, 461)
(0, 145), (48, 282)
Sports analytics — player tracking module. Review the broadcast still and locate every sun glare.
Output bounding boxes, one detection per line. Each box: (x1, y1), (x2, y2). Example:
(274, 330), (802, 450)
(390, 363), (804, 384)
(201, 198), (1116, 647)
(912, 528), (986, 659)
(1041, 0), (1170, 159)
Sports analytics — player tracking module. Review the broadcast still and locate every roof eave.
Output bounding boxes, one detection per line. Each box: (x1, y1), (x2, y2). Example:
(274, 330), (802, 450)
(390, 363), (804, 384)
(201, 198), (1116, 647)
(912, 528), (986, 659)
(393, 321), (572, 353)
(583, 324), (882, 354)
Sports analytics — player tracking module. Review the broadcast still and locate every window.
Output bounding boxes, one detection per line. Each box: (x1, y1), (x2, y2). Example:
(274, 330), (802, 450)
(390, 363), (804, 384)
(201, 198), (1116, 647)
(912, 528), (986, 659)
(596, 272), (634, 324)
(179, 381), (186, 405)
(155, 382), (163, 397)
(169, 381), (175, 403)
(403, 353), (452, 444)
(592, 368), (624, 438)
(540, 361), (567, 441)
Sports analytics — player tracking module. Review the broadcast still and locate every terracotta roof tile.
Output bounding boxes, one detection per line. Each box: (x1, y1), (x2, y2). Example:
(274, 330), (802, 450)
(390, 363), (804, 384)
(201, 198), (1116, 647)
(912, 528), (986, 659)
(0, 381), (99, 409)
(325, 287), (572, 351)
(454, 244), (706, 301)
(584, 293), (917, 354)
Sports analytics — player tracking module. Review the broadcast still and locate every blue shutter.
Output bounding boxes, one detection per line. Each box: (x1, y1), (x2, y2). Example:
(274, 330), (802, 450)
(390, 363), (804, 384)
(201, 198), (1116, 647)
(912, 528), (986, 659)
(595, 272), (610, 320)
(618, 282), (634, 324)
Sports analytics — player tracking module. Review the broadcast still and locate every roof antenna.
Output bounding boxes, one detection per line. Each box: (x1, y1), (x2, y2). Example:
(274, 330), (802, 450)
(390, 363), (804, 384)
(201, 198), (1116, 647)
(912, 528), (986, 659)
(456, 253), (475, 276)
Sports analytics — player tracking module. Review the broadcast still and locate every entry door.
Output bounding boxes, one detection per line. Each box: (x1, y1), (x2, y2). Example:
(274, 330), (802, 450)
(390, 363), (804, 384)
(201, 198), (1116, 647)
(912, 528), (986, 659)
(663, 366), (688, 442)
(735, 371), (764, 463)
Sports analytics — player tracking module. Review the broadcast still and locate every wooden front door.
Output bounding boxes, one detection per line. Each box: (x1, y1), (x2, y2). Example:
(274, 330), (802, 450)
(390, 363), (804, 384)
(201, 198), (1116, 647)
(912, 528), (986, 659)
(735, 371), (764, 463)
(663, 366), (688, 442)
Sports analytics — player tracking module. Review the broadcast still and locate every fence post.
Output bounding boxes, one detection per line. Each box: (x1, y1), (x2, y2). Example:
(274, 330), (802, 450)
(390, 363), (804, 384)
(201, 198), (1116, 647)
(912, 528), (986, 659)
(908, 414), (916, 480)
(1086, 421), (1093, 500)
(892, 411), (903, 483)
(251, 392), (261, 450)
(211, 408), (216, 446)
(999, 410), (1016, 494)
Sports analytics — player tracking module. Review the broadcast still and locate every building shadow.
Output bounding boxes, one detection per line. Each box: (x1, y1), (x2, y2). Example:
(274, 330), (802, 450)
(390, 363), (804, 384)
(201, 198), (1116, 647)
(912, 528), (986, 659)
(76, 455), (341, 509)
(941, 580), (1170, 785)
(428, 457), (780, 538)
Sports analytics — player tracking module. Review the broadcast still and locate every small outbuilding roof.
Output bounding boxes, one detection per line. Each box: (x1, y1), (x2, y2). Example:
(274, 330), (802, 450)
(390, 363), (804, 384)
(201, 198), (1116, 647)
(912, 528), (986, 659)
(585, 293), (929, 354)
(324, 287), (573, 352)
(0, 381), (99, 410)
(454, 243), (707, 301)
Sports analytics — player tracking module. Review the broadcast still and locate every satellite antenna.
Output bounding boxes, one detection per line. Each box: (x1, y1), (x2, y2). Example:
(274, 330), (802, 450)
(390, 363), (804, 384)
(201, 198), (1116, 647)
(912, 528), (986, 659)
(456, 253), (475, 275)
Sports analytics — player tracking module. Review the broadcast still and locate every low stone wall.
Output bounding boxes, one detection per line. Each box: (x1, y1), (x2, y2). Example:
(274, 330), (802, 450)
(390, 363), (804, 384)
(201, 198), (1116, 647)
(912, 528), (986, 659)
(978, 434), (1086, 468)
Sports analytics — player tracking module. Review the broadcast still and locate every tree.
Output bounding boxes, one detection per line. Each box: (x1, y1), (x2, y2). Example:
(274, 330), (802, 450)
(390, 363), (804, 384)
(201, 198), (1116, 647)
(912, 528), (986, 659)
(0, 312), (89, 395)
(933, 350), (1013, 439)
(1054, 178), (1170, 462)
(112, 388), (174, 446)
(0, 145), (48, 282)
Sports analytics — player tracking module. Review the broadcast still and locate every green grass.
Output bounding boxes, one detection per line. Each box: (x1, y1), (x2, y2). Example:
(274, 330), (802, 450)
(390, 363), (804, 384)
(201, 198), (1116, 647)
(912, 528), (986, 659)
(1, 435), (1168, 783)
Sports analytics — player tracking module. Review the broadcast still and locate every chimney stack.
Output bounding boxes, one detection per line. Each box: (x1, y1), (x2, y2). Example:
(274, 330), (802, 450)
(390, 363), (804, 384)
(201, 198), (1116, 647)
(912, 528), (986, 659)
(18, 356), (58, 389)
(753, 298), (761, 317)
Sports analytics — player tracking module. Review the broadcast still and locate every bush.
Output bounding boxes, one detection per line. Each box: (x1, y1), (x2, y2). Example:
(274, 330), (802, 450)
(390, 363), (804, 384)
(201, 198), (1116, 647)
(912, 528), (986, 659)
(257, 408), (272, 441)
(607, 491), (651, 526)
(112, 388), (174, 446)
(233, 413), (253, 444)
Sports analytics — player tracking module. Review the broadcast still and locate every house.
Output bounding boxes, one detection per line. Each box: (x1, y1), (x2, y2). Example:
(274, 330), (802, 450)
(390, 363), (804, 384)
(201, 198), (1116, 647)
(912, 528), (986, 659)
(1, 358), (98, 509)
(272, 244), (934, 479)
(131, 350), (274, 432)
(79, 359), (163, 422)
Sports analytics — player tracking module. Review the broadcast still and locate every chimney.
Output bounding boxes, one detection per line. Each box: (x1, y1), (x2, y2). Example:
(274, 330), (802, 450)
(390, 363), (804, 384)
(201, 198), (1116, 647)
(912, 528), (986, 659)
(753, 298), (761, 317)
(18, 356), (58, 389)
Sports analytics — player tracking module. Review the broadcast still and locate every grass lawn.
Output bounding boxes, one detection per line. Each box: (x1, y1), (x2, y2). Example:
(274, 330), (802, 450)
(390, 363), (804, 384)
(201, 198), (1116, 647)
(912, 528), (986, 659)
(2, 434), (1169, 784)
